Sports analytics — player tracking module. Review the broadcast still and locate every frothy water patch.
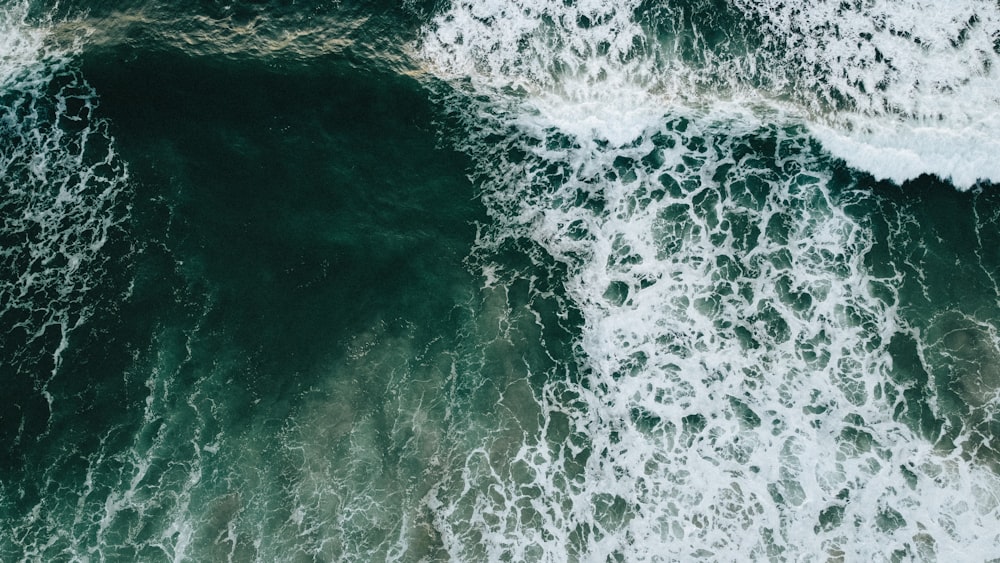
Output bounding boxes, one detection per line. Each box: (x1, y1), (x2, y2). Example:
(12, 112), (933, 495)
(1, 4), (130, 557)
(731, 0), (1000, 188)
(418, 0), (1000, 559)
(0, 275), (570, 560)
(529, 76), (667, 147)
(419, 0), (647, 89)
(0, 3), (129, 426)
(809, 118), (1000, 190)
(420, 0), (1000, 187)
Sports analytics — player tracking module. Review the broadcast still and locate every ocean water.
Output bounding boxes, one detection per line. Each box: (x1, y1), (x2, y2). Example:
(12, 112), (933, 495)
(2, 0), (1000, 560)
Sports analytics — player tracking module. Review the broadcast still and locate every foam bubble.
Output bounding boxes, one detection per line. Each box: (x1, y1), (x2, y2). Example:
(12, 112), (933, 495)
(0, 1), (130, 401)
(729, 0), (1000, 187)
(432, 0), (995, 186)
(810, 117), (1000, 188)
(417, 0), (1000, 558)
(419, 0), (1000, 187)
(1, 6), (131, 557)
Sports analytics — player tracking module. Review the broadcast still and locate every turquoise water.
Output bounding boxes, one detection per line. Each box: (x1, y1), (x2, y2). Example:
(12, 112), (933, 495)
(3, 0), (1000, 560)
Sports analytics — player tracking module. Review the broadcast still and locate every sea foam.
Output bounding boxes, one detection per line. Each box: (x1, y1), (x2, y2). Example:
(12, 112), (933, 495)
(0, 2), (129, 401)
(733, 0), (1000, 188)
(417, 0), (1000, 559)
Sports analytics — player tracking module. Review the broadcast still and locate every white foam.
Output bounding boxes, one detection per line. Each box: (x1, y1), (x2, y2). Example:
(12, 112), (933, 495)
(416, 0), (1000, 559)
(810, 116), (1000, 188)
(0, 1), (130, 401)
(529, 77), (668, 147)
(730, 0), (1000, 187)
(419, 0), (648, 89)
(0, 4), (46, 89)
(420, 0), (1000, 187)
(1, 3), (132, 557)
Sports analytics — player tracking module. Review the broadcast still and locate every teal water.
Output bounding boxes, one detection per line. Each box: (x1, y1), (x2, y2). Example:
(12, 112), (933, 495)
(3, 0), (1000, 560)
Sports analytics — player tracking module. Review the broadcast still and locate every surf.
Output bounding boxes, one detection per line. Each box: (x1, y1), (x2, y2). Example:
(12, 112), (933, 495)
(416, 0), (1000, 559)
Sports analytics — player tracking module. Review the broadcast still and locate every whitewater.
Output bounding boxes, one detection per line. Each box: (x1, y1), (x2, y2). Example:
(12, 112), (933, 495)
(415, 0), (1000, 559)
(2, 0), (1000, 560)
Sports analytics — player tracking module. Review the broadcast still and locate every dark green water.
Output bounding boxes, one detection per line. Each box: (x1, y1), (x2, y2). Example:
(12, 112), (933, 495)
(3, 0), (1000, 560)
